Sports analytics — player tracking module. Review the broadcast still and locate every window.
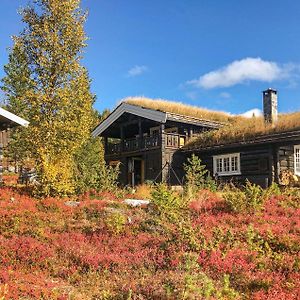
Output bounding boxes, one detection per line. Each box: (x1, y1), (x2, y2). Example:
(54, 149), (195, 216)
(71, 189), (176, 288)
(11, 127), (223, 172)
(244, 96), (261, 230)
(150, 126), (160, 136)
(294, 145), (300, 175)
(216, 158), (222, 173)
(213, 153), (241, 176)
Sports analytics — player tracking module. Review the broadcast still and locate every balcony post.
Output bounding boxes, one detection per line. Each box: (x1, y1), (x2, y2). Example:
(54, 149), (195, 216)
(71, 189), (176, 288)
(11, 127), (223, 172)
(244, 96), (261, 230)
(104, 136), (108, 153)
(160, 124), (165, 147)
(189, 128), (193, 140)
(138, 117), (143, 149)
(160, 123), (168, 182)
(120, 126), (124, 151)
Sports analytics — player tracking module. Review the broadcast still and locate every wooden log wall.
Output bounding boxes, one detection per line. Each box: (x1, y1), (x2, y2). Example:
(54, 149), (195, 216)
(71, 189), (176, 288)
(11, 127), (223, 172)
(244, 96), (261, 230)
(144, 150), (162, 182)
(188, 145), (274, 188)
(106, 149), (162, 186)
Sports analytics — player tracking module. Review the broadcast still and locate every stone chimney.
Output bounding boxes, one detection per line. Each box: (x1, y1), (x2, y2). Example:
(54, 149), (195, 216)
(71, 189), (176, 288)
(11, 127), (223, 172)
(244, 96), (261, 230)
(263, 88), (278, 125)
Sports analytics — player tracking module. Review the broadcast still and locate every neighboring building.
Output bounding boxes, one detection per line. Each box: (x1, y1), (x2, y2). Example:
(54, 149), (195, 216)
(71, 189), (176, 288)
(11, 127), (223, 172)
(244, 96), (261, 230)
(93, 90), (300, 187)
(0, 107), (29, 175)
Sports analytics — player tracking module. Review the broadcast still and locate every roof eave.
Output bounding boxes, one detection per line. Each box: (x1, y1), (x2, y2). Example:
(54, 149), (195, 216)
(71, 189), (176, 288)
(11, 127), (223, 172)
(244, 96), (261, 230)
(92, 102), (167, 137)
(182, 130), (300, 153)
(0, 107), (29, 128)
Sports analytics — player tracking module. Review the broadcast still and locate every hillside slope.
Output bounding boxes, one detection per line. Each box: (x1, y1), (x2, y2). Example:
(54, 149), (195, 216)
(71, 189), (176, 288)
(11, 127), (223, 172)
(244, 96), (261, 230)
(0, 186), (299, 299)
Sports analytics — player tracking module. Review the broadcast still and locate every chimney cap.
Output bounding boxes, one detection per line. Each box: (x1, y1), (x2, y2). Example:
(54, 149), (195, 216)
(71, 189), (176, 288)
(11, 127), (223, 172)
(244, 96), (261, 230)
(263, 88), (277, 94)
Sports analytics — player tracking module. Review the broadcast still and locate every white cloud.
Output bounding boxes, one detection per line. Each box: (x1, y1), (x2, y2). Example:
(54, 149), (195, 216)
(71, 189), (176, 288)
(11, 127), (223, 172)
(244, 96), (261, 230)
(240, 108), (263, 118)
(127, 65), (148, 77)
(187, 57), (293, 89)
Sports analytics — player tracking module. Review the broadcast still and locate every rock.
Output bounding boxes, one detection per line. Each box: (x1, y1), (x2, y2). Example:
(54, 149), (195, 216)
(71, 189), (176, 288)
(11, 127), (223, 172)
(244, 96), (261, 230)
(64, 201), (80, 207)
(124, 199), (150, 207)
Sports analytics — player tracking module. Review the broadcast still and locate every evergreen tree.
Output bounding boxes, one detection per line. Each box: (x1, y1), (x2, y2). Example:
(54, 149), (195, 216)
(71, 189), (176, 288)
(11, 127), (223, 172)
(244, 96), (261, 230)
(1, 41), (33, 166)
(2, 0), (94, 196)
(2, 41), (33, 116)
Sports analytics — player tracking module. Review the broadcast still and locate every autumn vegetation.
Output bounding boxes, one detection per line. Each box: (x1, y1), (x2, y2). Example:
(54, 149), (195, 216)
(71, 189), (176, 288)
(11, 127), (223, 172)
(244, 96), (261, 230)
(1, 0), (95, 197)
(0, 174), (299, 299)
(0, 1), (300, 299)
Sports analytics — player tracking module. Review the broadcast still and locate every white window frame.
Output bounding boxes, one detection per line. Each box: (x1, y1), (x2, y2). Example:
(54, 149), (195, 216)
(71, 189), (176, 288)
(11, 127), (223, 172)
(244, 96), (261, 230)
(294, 145), (300, 176)
(213, 153), (241, 176)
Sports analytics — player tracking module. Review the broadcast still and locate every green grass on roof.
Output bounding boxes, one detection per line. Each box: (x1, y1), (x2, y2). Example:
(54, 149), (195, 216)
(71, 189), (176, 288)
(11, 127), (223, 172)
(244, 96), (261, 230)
(185, 112), (300, 149)
(123, 97), (234, 123)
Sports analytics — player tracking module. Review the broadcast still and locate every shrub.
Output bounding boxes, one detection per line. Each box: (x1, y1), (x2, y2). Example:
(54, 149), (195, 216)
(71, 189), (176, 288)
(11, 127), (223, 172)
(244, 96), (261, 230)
(105, 212), (127, 235)
(222, 184), (247, 213)
(280, 188), (300, 208)
(150, 183), (187, 222)
(74, 137), (120, 194)
(98, 163), (120, 192)
(74, 137), (105, 194)
(223, 181), (279, 213)
(1, 181), (299, 299)
(133, 184), (152, 199)
(189, 190), (223, 214)
(264, 182), (281, 199)
(184, 154), (216, 198)
(244, 180), (265, 211)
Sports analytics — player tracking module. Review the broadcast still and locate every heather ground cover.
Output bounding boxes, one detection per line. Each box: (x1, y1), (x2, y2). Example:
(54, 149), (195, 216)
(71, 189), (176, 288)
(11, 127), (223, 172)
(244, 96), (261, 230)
(0, 184), (299, 299)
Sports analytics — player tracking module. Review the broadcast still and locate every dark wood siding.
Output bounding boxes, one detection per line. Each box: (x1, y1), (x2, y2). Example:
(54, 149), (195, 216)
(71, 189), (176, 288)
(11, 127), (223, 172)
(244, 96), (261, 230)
(106, 149), (162, 185)
(188, 145), (274, 188)
(165, 149), (186, 185)
(144, 150), (162, 182)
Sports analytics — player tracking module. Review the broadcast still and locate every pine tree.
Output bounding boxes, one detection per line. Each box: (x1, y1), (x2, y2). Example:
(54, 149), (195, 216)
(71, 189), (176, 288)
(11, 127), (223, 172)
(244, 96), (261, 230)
(2, 41), (33, 116)
(2, 0), (94, 196)
(1, 41), (34, 166)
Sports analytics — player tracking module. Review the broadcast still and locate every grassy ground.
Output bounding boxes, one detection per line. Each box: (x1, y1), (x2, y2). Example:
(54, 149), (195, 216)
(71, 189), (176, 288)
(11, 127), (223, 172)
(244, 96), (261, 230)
(0, 183), (299, 299)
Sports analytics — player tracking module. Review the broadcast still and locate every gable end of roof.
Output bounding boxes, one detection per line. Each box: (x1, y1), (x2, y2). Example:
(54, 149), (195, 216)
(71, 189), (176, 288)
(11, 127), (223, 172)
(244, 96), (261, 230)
(92, 103), (167, 137)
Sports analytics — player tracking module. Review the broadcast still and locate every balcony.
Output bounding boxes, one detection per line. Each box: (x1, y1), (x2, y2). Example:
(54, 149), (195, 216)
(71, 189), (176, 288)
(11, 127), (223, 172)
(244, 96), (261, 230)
(106, 133), (186, 156)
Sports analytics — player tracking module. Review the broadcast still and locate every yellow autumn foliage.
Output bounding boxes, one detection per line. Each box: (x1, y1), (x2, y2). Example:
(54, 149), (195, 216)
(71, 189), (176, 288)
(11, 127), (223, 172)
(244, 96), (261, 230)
(7, 0), (95, 196)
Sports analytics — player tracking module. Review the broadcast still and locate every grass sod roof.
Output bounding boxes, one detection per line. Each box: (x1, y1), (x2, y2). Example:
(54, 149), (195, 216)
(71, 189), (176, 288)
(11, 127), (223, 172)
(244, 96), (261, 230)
(122, 97), (300, 149)
(184, 111), (300, 150)
(123, 97), (234, 123)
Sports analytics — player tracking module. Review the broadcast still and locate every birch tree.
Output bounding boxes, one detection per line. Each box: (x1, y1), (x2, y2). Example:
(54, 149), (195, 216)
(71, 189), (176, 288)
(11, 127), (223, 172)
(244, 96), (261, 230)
(2, 0), (94, 196)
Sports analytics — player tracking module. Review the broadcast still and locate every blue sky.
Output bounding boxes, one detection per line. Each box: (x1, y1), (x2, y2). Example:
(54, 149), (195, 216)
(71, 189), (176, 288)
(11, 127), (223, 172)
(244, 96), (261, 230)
(1, 0), (300, 115)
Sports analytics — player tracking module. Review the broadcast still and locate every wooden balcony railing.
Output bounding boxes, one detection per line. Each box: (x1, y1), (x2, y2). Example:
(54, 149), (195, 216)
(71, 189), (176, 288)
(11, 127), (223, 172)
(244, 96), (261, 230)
(106, 133), (186, 155)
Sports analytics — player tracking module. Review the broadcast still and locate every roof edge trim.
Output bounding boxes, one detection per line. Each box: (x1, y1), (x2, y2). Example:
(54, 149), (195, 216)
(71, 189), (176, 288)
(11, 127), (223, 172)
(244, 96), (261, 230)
(92, 103), (167, 137)
(0, 107), (29, 127)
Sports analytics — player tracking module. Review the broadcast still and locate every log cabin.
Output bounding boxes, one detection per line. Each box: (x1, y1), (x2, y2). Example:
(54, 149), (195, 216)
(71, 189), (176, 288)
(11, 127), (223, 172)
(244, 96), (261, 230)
(92, 98), (226, 186)
(93, 89), (300, 187)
